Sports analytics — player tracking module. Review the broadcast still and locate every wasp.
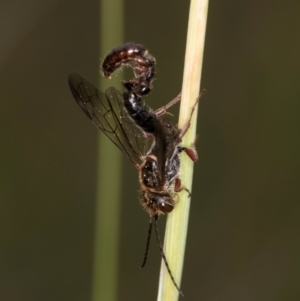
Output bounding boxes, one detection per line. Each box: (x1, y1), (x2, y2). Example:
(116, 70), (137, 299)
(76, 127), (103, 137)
(68, 42), (205, 296)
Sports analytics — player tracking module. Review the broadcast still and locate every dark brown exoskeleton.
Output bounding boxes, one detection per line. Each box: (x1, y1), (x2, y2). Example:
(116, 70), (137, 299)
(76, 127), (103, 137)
(102, 42), (156, 96)
(68, 42), (206, 296)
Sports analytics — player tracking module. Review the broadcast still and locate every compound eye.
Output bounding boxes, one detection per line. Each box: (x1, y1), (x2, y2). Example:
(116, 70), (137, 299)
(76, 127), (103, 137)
(140, 85), (150, 95)
(159, 202), (174, 213)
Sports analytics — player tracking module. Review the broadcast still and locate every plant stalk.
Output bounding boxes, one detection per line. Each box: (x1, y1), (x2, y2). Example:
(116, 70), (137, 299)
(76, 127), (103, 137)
(91, 1), (124, 301)
(157, 0), (209, 300)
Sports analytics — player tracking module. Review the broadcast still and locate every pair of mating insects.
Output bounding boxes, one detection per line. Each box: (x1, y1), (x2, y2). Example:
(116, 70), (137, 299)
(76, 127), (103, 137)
(68, 42), (206, 296)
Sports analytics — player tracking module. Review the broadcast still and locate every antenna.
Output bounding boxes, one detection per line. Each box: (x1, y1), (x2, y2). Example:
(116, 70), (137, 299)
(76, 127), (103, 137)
(141, 216), (154, 268)
(153, 215), (184, 297)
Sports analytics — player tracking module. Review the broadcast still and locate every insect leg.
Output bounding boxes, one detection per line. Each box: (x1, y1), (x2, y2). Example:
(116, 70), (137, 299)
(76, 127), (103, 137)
(178, 89), (207, 139)
(174, 178), (191, 197)
(154, 92), (182, 116)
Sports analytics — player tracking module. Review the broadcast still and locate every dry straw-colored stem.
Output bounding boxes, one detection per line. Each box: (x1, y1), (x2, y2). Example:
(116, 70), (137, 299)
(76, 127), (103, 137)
(157, 0), (209, 300)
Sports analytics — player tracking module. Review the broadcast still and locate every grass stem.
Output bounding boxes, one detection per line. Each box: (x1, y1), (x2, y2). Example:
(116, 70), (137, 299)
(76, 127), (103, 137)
(157, 0), (209, 300)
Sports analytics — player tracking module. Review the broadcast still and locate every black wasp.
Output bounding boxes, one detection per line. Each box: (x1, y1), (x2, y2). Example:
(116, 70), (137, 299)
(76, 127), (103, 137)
(68, 42), (205, 296)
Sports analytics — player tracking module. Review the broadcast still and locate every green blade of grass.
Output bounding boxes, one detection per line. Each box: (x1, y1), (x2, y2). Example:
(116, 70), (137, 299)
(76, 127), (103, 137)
(91, 1), (124, 301)
(157, 0), (209, 300)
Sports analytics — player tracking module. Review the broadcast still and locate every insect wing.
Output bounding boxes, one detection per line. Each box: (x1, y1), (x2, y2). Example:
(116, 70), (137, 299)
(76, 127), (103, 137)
(68, 73), (150, 168)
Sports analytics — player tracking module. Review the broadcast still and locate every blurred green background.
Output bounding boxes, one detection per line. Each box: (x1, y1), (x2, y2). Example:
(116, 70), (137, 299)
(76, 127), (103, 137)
(1, 0), (300, 300)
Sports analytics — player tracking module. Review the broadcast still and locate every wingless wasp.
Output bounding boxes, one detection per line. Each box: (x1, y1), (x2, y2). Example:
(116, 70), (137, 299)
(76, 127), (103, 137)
(68, 42), (206, 296)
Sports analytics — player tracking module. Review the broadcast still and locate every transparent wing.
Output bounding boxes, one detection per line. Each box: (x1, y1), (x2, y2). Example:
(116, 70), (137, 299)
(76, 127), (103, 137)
(68, 72), (151, 168)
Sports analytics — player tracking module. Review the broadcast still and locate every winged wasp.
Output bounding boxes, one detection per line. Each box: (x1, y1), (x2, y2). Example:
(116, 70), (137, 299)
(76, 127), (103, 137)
(68, 42), (205, 296)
